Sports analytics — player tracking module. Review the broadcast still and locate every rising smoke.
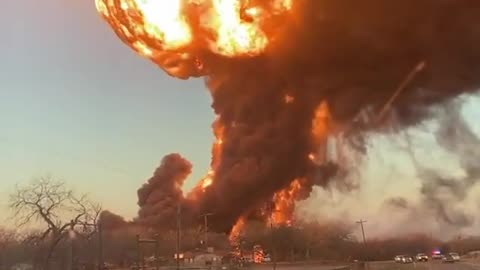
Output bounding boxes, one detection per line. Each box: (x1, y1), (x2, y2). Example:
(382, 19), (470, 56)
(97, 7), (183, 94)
(297, 99), (480, 240)
(407, 102), (480, 228)
(137, 154), (193, 228)
(98, 0), (480, 233)
(192, 0), (480, 232)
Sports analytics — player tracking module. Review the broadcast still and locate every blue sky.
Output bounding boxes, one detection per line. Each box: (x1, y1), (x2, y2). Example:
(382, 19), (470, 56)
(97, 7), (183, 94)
(0, 0), (215, 221)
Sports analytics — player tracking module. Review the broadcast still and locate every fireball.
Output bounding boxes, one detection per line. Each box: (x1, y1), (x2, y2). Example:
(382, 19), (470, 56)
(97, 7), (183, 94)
(95, 0), (293, 78)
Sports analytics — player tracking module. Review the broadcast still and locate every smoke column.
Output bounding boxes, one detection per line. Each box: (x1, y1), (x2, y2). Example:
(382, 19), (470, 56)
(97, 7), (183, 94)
(406, 102), (480, 227)
(97, 0), (480, 232)
(194, 1), (480, 232)
(137, 154), (192, 228)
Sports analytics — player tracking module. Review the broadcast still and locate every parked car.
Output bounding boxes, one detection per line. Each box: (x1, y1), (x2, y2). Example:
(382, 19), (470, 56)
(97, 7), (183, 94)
(443, 254), (456, 263)
(449, 252), (461, 262)
(415, 253), (429, 262)
(394, 255), (403, 263)
(395, 255), (413, 264)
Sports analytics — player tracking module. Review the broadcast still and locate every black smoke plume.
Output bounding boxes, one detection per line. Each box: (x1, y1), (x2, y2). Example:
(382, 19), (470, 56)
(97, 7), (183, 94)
(98, 210), (129, 231)
(136, 154), (192, 228)
(100, 1), (480, 232)
(194, 0), (480, 232)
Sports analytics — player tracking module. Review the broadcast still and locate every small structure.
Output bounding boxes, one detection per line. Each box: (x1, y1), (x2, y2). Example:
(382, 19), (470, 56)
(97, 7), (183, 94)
(194, 253), (223, 266)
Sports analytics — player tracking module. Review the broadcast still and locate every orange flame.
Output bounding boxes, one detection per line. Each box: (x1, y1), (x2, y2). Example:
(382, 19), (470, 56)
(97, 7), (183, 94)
(96, 0), (293, 59)
(272, 178), (303, 226)
(200, 170), (214, 190)
(95, 0), (192, 52)
(229, 216), (246, 243)
(253, 245), (265, 263)
(195, 119), (225, 193)
(284, 94), (295, 104)
(310, 100), (332, 164)
(312, 100), (331, 144)
(206, 0), (267, 56)
(211, 119), (225, 169)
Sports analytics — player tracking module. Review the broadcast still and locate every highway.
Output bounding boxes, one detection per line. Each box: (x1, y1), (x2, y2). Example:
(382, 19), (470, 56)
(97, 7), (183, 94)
(368, 261), (480, 270)
(250, 263), (349, 270)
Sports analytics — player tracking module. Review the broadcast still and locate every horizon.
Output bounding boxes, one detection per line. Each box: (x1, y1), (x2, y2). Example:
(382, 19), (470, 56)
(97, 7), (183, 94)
(1, 0), (480, 242)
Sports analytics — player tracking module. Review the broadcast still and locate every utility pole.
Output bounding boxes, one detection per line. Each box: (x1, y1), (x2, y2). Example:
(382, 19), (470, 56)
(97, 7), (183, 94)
(269, 202), (277, 270)
(69, 221), (101, 270)
(155, 234), (160, 270)
(68, 220), (75, 270)
(136, 234), (160, 270)
(356, 220), (367, 245)
(136, 234), (143, 270)
(200, 213), (214, 250)
(98, 223), (104, 270)
(176, 204), (182, 270)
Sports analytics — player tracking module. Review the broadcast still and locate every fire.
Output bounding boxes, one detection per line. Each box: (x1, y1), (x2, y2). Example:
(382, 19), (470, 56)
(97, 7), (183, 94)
(208, 0), (267, 56)
(95, 0), (191, 51)
(272, 178), (303, 226)
(95, 0), (294, 77)
(310, 101), (332, 164)
(275, 0), (292, 10)
(284, 94), (295, 104)
(136, 0), (192, 50)
(253, 245), (265, 263)
(312, 100), (331, 144)
(196, 119), (224, 192)
(212, 120), (225, 169)
(200, 170), (214, 190)
(229, 216), (246, 243)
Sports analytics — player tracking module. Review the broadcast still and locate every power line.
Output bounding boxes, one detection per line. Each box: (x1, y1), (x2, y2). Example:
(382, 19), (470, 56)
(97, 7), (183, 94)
(356, 219), (367, 245)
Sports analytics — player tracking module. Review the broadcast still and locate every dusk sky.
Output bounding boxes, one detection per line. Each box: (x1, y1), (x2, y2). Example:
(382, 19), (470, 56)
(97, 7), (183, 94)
(1, 0), (479, 232)
(0, 0), (215, 221)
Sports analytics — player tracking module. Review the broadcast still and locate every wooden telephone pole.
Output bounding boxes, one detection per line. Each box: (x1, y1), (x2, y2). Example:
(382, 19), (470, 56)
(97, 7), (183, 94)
(200, 213), (214, 250)
(356, 220), (367, 245)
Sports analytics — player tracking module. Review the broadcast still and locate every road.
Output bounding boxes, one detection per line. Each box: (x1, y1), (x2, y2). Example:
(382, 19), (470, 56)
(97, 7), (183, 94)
(368, 261), (480, 270)
(250, 263), (348, 270)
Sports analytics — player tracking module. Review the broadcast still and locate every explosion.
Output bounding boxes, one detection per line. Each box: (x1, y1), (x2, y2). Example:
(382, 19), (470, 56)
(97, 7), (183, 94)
(96, 0), (292, 78)
(96, 0), (480, 234)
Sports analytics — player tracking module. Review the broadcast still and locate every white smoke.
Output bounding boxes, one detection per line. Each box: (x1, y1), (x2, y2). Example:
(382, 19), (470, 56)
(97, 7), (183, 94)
(297, 94), (480, 241)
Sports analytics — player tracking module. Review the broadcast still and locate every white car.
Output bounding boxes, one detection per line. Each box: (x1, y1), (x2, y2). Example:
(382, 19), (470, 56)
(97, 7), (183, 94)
(415, 253), (429, 262)
(394, 255), (413, 264)
(449, 252), (460, 261)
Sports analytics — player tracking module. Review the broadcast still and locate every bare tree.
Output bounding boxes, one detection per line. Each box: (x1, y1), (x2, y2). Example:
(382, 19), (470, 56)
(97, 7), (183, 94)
(9, 176), (101, 270)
